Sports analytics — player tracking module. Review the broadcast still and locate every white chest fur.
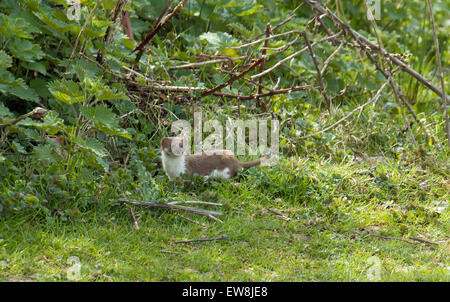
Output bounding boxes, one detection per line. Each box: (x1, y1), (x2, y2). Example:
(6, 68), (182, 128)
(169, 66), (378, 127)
(161, 151), (186, 180)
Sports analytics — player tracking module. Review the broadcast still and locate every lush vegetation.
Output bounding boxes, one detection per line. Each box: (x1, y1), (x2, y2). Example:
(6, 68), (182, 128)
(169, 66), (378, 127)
(0, 0), (448, 281)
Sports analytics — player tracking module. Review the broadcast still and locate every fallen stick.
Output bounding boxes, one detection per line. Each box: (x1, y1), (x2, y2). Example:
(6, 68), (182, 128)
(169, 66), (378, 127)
(267, 208), (291, 221)
(168, 200), (223, 207)
(129, 207), (140, 230)
(118, 198), (223, 217)
(174, 235), (230, 244)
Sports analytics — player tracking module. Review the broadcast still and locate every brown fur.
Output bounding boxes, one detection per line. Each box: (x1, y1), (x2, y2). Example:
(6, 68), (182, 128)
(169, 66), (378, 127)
(161, 137), (267, 178)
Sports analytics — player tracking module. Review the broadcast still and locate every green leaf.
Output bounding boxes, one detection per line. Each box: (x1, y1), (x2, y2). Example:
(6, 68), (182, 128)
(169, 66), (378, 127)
(7, 38), (44, 62)
(20, 61), (47, 75)
(199, 32), (238, 51)
(72, 60), (100, 82)
(18, 111), (65, 135)
(48, 79), (84, 104)
(0, 50), (12, 68)
(12, 141), (27, 154)
(103, 0), (117, 10)
(80, 105), (131, 139)
(30, 78), (51, 99)
(357, 74), (378, 90)
(0, 102), (13, 118)
(236, 4), (263, 16)
(0, 14), (38, 39)
(74, 136), (108, 157)
(86, 153), (110, 172)
(33, 144), (62, 163)
(0, 68), (26, 93)
(7, 84), (40, 102)
(95, 87), (129, 101)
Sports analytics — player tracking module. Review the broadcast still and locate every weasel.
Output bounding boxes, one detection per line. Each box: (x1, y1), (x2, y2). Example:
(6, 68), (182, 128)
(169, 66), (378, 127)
(160, 137), (268, 180)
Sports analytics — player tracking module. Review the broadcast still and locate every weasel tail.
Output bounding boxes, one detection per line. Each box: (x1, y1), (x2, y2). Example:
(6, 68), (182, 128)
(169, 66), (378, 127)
(239, 156), (269, 169)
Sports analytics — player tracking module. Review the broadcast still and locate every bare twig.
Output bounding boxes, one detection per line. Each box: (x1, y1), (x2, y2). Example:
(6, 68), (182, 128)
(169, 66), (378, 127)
(257, 23), (272, 111)
(426, 0), (449, 148)
(320, 41), (343, 76)
(302, 31), (331, 108)
(211, 85), (311, 100)
(231, 30), (302, 49)
(302, 0), (448, 100)
(200, 57), (265, 98)
(218, 68), (275, 93)
(251, 32), (342, 79)
(133, 0), (188, 62)
(0, 107), (48, 129)
(298, 79), (390, 139)
(121, 11), (134, 41)
(261, 34), (301, 52)
(97, 0), (128, 64)
(246, 3), (302, 41)
(168, 56), (246, 70)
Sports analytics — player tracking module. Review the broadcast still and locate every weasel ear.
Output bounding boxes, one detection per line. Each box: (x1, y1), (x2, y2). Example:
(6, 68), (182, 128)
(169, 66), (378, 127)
(161, 137), (169, 149)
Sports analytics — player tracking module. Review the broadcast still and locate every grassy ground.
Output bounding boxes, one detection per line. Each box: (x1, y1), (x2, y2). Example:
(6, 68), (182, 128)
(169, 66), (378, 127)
(1, 152), (448, 281)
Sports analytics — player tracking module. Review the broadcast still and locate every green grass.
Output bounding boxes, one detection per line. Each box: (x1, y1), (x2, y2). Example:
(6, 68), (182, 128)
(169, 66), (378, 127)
(1, 154), (448, 281)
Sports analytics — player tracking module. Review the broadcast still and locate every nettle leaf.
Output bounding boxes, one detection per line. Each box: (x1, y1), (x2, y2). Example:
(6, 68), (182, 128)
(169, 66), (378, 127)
(12, 141), (27, 154)
(95, 86), (129, 101)
(20, 61), (47, 75)
(325, 75), (345, 94)
(31, 4), (73, 35)
(199, 32), (238, 51)
(357, 74), (378, 90)
(8, 84), (40, 102)
(33, 144), (62, 163)
(18, 111), (65, 135)
(85, 153), (109, 172)
(0, 14), (38, 39)
(0, 69), (25, 94)
(72, 60), (100, 82)
(236, 4), (263, 16)
(30, 78), (51, 99)
(48, 79), (84, 104)
(7, 38), (44, 62)
(80, 105), (131, 139)
(0, 51), (12, 68)
(0, 102), (13, 119)
(74, 137), (108, 158)
(0, 69), (36, 101)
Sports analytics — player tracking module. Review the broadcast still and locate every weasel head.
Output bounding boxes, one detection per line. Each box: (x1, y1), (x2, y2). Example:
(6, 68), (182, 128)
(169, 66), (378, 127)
(160, 137), (187, 157)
